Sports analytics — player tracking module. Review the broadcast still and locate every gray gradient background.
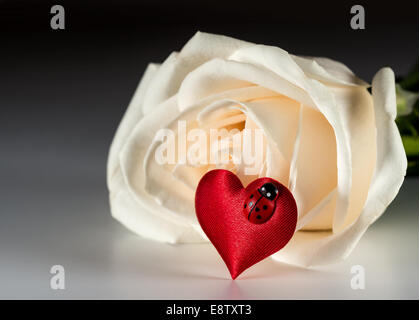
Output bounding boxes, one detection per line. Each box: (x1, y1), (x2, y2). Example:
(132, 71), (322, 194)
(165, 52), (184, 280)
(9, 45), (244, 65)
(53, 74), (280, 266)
(0, 1), (418, 299)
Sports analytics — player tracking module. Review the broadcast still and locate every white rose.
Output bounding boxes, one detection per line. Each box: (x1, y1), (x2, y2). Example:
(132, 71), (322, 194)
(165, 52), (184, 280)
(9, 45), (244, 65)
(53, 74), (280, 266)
(107, 32), (407, 267)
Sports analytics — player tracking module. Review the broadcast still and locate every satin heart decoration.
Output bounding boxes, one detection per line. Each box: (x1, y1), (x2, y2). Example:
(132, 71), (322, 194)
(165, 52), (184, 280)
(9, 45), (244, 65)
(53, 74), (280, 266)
(195, 169), (298, 279)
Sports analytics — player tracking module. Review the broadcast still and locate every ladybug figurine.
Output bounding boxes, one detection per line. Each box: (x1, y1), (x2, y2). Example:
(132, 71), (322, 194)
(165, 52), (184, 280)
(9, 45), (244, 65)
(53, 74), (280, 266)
(244, 182), (279, 224)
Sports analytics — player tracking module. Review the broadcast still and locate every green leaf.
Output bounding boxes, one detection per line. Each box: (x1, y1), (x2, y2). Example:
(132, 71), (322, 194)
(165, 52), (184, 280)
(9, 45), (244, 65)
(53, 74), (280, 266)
(402, 136), (419, 157)
(396, 84), (419, 116)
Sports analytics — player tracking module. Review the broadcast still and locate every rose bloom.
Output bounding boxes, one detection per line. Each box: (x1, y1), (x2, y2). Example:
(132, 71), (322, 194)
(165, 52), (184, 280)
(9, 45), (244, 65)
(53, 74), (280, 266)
(107, 32), (407, 267)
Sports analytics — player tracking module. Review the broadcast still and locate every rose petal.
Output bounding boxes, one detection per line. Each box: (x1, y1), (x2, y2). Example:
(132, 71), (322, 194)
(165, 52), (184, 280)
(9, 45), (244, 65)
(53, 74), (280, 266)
(289, 104), (338, 229)
(110, 169), (204, 243)
(307, 79), (352, 231)
(272, 68), (406, 266)
(178, 58), (314, 110)
(330, 86), (376, 230)
(142, 102), (202, 221)
(287, 103), (304, 193)
(197, 97), (301, 186)
(119, 96), (202, 234)
(142, 98), (249, 219)
(234, 115), (267, 185)
(292, 55), (369, 87)
(296, 188), (337, 231)
(107, 63), (159, 188)
(142, 32), (252, 114)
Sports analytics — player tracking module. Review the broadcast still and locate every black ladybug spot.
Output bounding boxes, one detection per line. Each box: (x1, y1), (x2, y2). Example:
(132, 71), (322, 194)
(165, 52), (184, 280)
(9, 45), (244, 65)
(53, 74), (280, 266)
(250, 194), (254, 199)
(259, 183), (278, 200)
(244, 204), (247, 208)
(263, 205), (268, 210)
(255, 207), (260, 212)
(257, 215), (261, 219)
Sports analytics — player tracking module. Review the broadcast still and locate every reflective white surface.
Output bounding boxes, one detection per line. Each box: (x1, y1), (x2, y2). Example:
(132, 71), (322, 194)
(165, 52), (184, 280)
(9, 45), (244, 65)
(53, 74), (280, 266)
(1, 154), (418, 299)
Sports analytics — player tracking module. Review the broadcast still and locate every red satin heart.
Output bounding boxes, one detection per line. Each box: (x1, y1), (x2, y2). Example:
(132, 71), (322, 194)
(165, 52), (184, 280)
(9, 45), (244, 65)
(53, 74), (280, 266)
(195, 169), (298, 279)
